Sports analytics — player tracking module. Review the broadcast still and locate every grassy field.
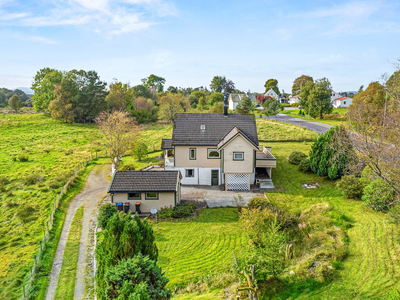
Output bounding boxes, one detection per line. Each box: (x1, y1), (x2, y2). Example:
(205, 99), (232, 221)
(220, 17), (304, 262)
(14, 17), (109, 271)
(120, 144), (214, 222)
(256, 118), (319, 141)
(54, 205), (84, 299)
(263, 141), (400, 299)
(282, 108), (349, 127)
(0, 114), (103, 299)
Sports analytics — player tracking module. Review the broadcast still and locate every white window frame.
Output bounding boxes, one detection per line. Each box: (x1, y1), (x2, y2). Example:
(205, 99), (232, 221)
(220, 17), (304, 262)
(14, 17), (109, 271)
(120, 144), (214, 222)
(189, 148), (196, 160)
(233, 152), (244, 161)
(207, 149), (220, 159)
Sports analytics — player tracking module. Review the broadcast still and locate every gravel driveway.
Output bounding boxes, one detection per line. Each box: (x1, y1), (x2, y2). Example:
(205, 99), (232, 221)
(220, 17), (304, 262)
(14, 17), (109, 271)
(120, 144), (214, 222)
(181, 185), (262, 207)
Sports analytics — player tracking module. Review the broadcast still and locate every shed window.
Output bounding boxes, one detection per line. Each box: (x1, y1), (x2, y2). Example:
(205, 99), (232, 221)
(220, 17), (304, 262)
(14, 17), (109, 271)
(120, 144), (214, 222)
(207, 149), (220, 159)
(186, 169), (194, 177)
(233, 152), (244, 161)
(145, 192), (159, 200)
(128, 193), (141, 200)
(344, 101), (346, 104)
(189, 148), (196, 160)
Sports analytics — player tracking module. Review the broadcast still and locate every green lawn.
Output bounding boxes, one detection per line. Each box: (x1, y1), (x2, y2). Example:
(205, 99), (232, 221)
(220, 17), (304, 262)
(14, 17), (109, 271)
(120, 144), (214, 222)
(155, 208), (247, 288)
(54, 205), (84, 299)
(282, 108), (349, 127)
(256, 118), (318, 141)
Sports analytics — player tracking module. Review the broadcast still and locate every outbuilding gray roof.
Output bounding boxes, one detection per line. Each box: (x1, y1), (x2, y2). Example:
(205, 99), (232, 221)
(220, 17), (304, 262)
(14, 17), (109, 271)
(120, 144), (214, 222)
(172, 113), (258, 146)
(108, 171), (180, 193)
(256, 151), (276, 160)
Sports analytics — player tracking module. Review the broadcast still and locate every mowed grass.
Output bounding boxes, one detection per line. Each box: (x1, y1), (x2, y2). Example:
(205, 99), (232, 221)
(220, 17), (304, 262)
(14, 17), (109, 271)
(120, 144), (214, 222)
(54, 205), (84, 299)
(263, 141), (400, 299)
(155, 208), (247, 288)
(281, 108), (349, 127)
(256, 118), (319, 141)
(0, 114), (104, 299)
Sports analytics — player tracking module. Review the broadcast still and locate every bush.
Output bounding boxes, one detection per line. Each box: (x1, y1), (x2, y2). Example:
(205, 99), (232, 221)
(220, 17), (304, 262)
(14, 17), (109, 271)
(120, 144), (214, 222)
(18, 154), (29, 162)
(98, 203), (118, 229)
(298, 158), (311, 173)
(104, 253), (171, 299)
(288, 151), (307, 165)
(336, 175), (364, 199)
(119, 163), (135, 171)
(248, 196), (268, 209)
(362, 178), (396, 211)
(158, 206), (173, 219)
(133, 143), (148, 161)
(172, 202), (196, 218)
(25, 173), (43, 185)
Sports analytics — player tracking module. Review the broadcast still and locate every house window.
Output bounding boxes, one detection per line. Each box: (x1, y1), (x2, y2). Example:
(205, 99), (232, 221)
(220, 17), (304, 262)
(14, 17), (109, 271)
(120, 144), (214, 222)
(233, 152), (244, 161)
(128, 193), (141, 200)
(344, 101), (346, 104)
(186, 169), (195, 177)
(145, 192), (159, 200)
(189, 148), (196, 160)
(207, 149), (220, 159)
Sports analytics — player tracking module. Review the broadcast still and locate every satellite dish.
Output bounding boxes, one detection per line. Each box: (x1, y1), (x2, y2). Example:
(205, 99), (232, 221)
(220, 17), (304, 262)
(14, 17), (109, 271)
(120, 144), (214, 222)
(150, 208), (157, 215)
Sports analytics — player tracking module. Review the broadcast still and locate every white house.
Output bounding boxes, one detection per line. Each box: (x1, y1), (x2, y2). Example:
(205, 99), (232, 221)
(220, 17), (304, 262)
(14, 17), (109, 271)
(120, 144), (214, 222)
(331, 91), (342, 102)
(228, 93), (257, 110)
(265, 89), (279, 100)
(333, 96), (352, 108)
(288, 95), (300, 105)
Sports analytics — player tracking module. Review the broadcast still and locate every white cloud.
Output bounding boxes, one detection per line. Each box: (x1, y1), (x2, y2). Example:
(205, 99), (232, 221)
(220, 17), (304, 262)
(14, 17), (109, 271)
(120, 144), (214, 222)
(0, 0), (178, 37)
(27, 36), (58, 44)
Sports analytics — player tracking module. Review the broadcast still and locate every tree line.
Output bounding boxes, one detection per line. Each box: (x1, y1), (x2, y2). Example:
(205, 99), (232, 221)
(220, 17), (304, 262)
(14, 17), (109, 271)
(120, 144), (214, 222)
(0, 88), (31, 108)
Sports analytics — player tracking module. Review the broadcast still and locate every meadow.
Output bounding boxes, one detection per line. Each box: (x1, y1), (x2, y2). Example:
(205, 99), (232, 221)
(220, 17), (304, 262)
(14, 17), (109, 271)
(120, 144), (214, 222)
(282, 108), (349, 127)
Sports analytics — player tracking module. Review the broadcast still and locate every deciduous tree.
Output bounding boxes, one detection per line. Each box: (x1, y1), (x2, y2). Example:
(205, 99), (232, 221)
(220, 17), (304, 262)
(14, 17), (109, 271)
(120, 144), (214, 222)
(208, 92), (224, 105)
(132, 84), (153, 99)
(210, 76), (235, 93)
(95, 110), (137, 171)
(300, 77), (333, 119)
(158, 93), (185, 123)
(264, 78), (279, 95)
(8, 95), (22, 113)
(105, 82), (132, 111)
(292, 75), (313, 96)
(141, 74), (166, 93)
(49, 84), (75, 123)
(31, 68), (63, 111)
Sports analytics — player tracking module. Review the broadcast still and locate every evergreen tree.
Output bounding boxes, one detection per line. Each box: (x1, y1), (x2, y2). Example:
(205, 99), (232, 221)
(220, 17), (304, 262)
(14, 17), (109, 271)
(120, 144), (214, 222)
(236, 97), (253, 114)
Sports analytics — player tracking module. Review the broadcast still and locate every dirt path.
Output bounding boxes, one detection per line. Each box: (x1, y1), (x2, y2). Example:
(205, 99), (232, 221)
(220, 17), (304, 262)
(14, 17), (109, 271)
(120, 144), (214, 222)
(45, 165), (110, 300)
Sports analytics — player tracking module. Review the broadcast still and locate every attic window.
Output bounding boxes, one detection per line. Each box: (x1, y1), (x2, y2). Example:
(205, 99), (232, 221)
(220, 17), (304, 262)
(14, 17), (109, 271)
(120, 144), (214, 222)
(200, 125), (206, 130)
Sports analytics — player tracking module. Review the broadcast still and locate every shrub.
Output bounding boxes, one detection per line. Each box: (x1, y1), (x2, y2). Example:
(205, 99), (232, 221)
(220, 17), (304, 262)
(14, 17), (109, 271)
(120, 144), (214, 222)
(288, 151), (307, 165)
(133, 143), (148, 161)
(119, 163), (135, 171)
(248, 196), (268, 209)
(158, 206), (173, 219)
(0, 175), (10, 185)
(98, 203), (118, 229)
(18, 154), (29, 162)
(25, 173), (43, 185)
(104, 254), (171, 299)
(362, 178), (396, 211)
(298, 109), (303, 115)
(336, 175), (364, 199)
(298, 158), (311, 173)
(172, 202), (196, 218)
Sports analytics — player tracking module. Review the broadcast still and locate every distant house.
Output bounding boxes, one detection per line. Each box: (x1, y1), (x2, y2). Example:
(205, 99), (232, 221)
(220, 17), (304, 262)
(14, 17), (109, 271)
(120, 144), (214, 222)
(161, 111), (276, 191)
(108, 170), (182, 213)
(333, 96), (352, 108)
(288, 95), (300, 105)
(330, 91), (342, 102)
(228, 93), (257, 110)
(264, 89), (279, 100)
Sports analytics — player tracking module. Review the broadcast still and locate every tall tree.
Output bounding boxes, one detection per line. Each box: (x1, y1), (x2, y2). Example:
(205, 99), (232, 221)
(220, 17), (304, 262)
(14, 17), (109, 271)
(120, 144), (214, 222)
(105, 82), (132, 111)
(264, 79), (279, 95)
(49, 84), (75, 123)
(132, 84), (153, 99)
(95, 110), (138, 171)
(292, 75), (313, 96)
(141, 74), (165, 94)
(13, 89), (28, 102)
(208, 92), (224, 105)
(158, 92), (184, 123)
(8, 95), (22, 113)
(210, 76), (235, 93)
(300, 77), (333, 119)
(31, 68), (63, 111)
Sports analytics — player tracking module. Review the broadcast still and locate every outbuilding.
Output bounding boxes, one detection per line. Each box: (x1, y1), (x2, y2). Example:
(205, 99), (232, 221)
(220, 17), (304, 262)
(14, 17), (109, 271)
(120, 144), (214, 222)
(108, 170), (182, 213)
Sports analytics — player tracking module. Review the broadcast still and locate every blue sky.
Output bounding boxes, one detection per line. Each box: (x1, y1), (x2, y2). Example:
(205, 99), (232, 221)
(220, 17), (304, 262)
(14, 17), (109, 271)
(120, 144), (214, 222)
(1, 0), (400, 93)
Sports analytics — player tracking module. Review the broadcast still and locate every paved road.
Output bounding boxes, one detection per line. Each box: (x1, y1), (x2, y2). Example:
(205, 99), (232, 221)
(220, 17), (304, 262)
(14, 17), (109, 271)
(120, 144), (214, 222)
(260, 113), (332, 134)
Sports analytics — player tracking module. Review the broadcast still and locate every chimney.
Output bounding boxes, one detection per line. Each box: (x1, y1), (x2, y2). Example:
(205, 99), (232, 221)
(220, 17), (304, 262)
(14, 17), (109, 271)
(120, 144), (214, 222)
(223, 92), (229, 116)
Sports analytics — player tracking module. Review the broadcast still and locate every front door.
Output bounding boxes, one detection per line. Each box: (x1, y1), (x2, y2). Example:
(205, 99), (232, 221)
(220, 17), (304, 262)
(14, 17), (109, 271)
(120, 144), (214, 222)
(211, 170), (219, 186)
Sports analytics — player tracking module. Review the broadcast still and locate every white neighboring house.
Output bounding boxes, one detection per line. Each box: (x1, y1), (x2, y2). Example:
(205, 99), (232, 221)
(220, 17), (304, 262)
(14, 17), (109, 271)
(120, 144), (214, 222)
(331, 91), (342, 102)
(265, 89), (279, 100)
(333, 96), (352, 108)
(228, 93), (257, 110)
(288, 95), (300, 105)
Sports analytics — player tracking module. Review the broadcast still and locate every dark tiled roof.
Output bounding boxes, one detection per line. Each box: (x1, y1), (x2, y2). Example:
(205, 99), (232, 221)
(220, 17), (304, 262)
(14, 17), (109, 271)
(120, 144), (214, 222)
(217, 127), (259, 149)
(108, 171), (179, 193)
(256, 151), (276, 160)
(161, 139), (173, 149)
(172, 113), (258, 146)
